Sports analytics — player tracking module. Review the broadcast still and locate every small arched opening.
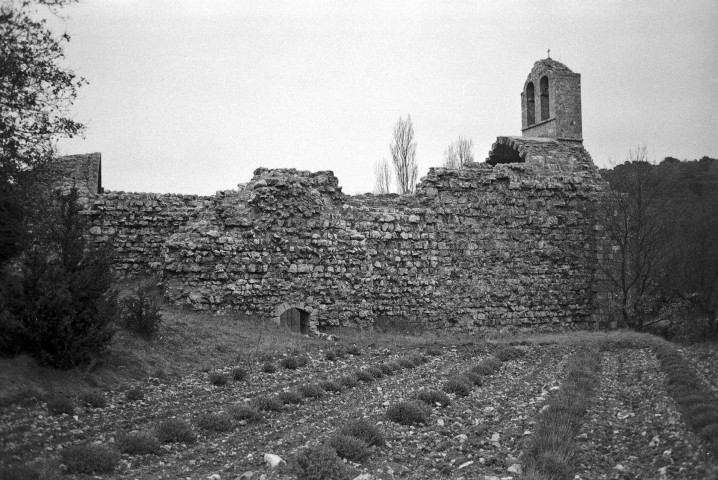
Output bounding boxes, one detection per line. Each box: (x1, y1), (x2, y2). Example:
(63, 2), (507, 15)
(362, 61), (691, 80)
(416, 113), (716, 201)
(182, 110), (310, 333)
(279, 307), (310, 334)
(540, 76), (550, 121)
(526, 82), (535, 126)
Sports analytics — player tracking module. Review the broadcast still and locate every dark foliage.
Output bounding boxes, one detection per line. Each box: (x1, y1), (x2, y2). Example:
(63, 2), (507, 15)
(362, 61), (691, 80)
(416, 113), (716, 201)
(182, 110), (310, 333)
(228, 404), (262, 423)
(442, 377), (471, 397)
(116, 431), (160, 455)
(208, 370), (228, 386)
(261, 362), (277, 373)
(277, 390), (303, 405)
(415, 389), (451, 407)
(339, 418), (385, 447)
(120, 282), (163, 339)
(326, 434), (371, 462)
(60, 444), (119, 474)
(232, 366), (248, 381)
(298, 383), (324, 399)
(253, 396), (284, 412)
(125, 387), (144, 402)
(0, 188), (117, 368)
(386, 401), (430, 425)
(288, 445), (352, 480)
(155, 418), (196, 444)
(195, 412), (233, 432)
(79, 390), (106, 408)
(47, 396), (74, 416)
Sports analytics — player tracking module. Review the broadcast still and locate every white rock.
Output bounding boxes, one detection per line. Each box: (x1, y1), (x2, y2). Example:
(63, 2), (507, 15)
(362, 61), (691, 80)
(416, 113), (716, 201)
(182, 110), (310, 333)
(458, 460), (473, 469)
(238, 472), (254, 479)
(649, 435), (660, 447)
(437, 419), (445, 426)
(483, 476), (500, 480)
(263, 453), (284, 468)
(483, 406), (495, 414)
(614, 464), (625, 471)
(507, 463), (522, 474)
(454, 434), (468, 443)
(352, 474), (374, 480)
(207, 475), (220, 480)
(490, 433), (500, 442)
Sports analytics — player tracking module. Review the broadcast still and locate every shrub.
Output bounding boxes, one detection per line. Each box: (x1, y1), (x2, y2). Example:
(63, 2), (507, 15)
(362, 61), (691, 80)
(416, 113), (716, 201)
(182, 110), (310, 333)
(47, 397), (74, 416)
(0, 188), (117, 369)
(471, 357), (502, 375)
(60, 444), (119, 474)
(298, 383), (324, 399)
(120, 283), (163, 340)
(339, 418), (385, 447)
(425, 346), (442, 356)
(232, 367), (248, 381)
(281, 356), (300, 370)
(325, 350), (337, 361)
(125, 387), (144, 402)
(321, 380), (343, 393)
(116, 431), (160, 455)
(378, 363), (395, 375)
(345, 344), (361, 356)
(339, 375), (359, 388)
(398, 357), (417, 369)
(442, 377), (471, 397)
(366, 366), (384, 378)
(700, 423), (718, 444)
(386, 401), (429, 425)
(208, 370), (229, 386)
(254, 396), (284, 412)
(228, 404), (262, 423)
(355, 370), (374, 382)
(295, 354), (310, 367)
(79, 391), (106, 408)
(289, 445), (352, 480)
(461, 371), (484, 386)
(195, 412), (233, 432)
(415, 390), (451, 408)
(691, 411), (718, 430)
(494, 346), (525, 362)
(262, 362), (277, 373)
(277, 391), (303, 405)
(386, 361), (402, 371)
(155, 418), (196, 444)
(326, 434), (371, 462)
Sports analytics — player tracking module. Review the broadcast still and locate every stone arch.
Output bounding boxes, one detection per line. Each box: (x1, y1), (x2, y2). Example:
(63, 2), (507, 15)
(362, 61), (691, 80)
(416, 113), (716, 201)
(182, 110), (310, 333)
(540, 76), (550, 121)
(272, 301), (313, 334)
(526, 82), (536, 126)
(486, 137), (528, 165)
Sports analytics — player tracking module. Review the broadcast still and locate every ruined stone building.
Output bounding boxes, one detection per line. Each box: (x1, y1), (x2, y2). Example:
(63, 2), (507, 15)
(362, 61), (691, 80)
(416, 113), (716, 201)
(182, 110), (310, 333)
(58, 57), (608, 333)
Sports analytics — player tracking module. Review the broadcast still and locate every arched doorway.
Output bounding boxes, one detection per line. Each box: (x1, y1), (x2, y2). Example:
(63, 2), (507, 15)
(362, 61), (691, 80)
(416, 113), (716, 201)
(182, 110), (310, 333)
(280, 308), (309, 334)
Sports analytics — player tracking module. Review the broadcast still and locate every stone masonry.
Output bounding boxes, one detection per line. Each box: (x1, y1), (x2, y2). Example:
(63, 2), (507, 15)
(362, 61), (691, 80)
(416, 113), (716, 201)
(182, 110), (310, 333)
(59, 57), (609, 333)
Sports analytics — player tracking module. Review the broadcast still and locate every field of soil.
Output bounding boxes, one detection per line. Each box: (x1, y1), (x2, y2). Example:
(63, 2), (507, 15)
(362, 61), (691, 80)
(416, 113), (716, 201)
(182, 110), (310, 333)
(1, 319), (717, 480)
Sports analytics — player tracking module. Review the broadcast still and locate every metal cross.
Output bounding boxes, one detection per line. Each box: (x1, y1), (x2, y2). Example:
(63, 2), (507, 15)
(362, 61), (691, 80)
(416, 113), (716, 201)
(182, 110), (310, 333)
(547, 48), (551, 59)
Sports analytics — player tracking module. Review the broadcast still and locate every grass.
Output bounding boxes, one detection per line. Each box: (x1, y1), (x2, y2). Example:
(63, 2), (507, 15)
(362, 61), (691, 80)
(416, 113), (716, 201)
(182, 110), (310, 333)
(208, 370), (229, 386)
(79, 391), (106, 408)
(355, 370), (374, 382)
(47, 397), (74, 416)
(195, 412), (234, 432)
(155, 418), (197, 444)
(228, 404), (262, 423)
(254, 396), (284, 412)
(340, 418), (385, 447)
(339, 375), (359, 388)
(415, 389), (451, 407)
(116, 431), (161, 455)
(232, 367), (248, 381)
(494, 345), (525, 362)
(298, 383), (325, 399)
(288, 445), (353, 480)
(60, 444), (119, 474)
(366, 366), (384, 378)
(386, 401), (430, 425)
(471, 357), (502, 376)
(280, 356), (300, 370)
(277, 390), (304, 405)
(442, 377), (471, 397)
(125, 387), (144, 401)
(321, 380), (343, 393)
(261, 362), (277, 373)
(326, 434), (371, 462)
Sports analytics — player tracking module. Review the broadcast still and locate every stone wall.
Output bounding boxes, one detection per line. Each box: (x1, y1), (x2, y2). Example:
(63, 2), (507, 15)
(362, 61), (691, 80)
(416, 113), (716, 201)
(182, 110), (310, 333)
(69, 136), (606, 332)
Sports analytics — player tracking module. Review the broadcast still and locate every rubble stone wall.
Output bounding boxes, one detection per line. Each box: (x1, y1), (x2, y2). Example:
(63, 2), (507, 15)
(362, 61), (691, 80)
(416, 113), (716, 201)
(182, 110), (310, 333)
(71, 137), (606, 332)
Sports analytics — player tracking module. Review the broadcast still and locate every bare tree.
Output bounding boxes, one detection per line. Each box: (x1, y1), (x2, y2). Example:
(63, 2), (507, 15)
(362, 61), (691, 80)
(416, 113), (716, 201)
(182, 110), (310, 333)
(443, 136), (474, 168)
(373, 158), (391, 194)
(390, 115), (418, 194)
(597, 146), (672, 330)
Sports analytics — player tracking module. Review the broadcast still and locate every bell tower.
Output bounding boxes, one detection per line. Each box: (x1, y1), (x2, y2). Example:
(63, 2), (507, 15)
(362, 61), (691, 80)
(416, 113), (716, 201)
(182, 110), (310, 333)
(521, 57), (582, 143)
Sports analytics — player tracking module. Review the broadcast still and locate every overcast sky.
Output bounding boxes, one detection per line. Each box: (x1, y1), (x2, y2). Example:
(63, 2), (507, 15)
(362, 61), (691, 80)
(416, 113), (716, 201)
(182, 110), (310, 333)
(52, 0), (718, 195)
